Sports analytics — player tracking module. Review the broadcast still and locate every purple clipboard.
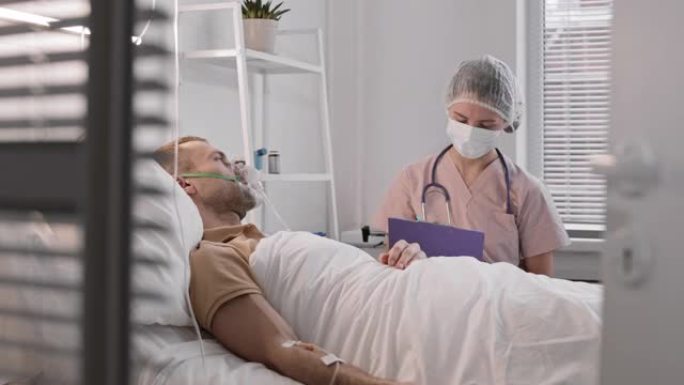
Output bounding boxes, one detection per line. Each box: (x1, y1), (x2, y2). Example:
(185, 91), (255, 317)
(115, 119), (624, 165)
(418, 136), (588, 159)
(388, 217), (485, 260)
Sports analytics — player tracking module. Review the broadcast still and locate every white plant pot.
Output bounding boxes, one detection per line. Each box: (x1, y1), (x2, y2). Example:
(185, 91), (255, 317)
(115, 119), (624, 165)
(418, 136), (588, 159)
(243, 19), (278, 53)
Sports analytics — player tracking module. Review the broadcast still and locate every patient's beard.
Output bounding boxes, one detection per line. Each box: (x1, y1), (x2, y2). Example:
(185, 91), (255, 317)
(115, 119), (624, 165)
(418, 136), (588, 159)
(206, 182), (257, 220)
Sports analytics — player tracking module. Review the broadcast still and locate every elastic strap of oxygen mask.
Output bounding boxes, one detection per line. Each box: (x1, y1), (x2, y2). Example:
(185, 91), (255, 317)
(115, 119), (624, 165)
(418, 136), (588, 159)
(180, 172), (241, 182)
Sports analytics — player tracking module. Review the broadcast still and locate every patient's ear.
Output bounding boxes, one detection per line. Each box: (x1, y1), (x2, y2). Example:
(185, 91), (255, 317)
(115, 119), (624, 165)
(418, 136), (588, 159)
(176, 177), (197, 196)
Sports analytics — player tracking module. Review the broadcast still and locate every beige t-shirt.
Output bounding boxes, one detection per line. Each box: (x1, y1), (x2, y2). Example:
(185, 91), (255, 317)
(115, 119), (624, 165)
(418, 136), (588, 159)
(189, 224), (265, 331)
(372, 151), (570, 265)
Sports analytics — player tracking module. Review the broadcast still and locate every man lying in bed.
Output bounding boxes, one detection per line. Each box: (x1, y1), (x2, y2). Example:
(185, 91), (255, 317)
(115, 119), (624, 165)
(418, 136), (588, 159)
(155, 136), (416, 385)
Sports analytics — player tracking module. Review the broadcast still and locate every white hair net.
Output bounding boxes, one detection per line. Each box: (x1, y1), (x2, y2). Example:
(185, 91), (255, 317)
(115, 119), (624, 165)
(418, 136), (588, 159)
(446, 55), (523, 132)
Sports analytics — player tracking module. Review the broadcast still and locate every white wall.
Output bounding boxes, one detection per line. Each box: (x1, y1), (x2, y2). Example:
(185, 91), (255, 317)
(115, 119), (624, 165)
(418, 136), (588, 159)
(326, 0), (363, 232)
(328, 0), (518, 230)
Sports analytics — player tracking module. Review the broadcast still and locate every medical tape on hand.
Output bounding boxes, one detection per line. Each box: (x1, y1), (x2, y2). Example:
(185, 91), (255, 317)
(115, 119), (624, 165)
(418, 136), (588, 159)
(281, 340), (300, 348)
(320, 352), (344, 385)
(321, 353), (344, 366)
(282, 340), (344, 384)
(282, 341), (345, 365)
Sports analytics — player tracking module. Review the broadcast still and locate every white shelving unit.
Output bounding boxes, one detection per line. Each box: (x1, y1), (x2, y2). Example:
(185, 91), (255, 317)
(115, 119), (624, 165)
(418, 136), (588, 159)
(184, 48), (323, 74)
(178, 2), (339, 239)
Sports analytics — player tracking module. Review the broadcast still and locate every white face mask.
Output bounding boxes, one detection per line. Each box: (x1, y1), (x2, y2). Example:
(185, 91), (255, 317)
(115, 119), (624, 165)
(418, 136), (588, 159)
(445, 118), (501, 159)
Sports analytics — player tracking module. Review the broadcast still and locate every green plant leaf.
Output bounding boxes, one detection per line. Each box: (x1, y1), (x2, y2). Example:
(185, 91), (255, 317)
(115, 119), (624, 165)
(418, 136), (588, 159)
(273, 9), (290, 20)
(242, 0), (288, 19)
(243, 0), (261, 18)
(243, 0), (255, 10)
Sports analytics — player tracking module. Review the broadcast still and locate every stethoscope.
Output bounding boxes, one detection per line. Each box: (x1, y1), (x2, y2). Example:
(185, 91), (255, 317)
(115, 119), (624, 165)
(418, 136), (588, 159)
(421, 144), (512, 225)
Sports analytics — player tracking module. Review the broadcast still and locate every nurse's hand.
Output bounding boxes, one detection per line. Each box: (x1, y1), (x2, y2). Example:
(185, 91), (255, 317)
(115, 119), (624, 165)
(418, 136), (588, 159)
(380, 239), (427, 270)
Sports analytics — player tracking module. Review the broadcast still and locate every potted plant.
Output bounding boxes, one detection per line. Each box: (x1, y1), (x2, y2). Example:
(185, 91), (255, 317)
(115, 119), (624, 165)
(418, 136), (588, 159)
(241, 0), (290, 54)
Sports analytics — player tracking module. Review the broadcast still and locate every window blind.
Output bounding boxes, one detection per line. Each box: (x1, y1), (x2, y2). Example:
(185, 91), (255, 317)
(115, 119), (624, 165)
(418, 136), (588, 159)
(0, 1), (170, 384)
(543, 0), (612, 226)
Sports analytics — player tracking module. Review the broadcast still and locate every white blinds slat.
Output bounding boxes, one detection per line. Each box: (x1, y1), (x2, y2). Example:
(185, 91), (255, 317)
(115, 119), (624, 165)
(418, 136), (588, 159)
(545, 41), (610, 50)
(541, 0), (612, 225)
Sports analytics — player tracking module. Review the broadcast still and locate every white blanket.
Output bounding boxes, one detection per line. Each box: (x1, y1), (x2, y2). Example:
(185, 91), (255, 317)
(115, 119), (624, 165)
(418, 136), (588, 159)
(250, 232), (603, 385)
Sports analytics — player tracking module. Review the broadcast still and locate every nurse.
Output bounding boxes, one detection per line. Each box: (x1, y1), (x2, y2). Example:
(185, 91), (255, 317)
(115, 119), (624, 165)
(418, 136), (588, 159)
(372, 55), (569, 275)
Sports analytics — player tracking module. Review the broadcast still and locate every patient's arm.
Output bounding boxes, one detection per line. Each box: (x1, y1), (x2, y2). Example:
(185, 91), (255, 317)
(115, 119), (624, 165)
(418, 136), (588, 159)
(211, 294), (404, 385)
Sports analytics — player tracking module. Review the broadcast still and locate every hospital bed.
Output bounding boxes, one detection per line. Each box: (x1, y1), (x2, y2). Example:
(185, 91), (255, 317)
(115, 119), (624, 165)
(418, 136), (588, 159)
(0, 160), (603, 385)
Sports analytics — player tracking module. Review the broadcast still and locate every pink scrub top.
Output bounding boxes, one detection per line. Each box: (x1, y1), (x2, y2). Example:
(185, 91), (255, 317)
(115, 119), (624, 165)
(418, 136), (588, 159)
(372, 151), (570, 265)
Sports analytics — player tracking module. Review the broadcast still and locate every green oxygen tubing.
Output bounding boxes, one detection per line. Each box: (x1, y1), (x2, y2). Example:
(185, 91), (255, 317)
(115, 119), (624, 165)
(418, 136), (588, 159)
(180, 172), (241, 183)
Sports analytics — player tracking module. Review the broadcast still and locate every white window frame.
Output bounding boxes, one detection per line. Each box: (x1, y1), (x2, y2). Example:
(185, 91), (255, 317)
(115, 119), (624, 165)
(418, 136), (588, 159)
(516, 0), (607, 240)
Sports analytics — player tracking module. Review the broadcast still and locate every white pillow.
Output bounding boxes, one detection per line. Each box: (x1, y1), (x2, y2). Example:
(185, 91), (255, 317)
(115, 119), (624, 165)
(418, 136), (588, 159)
(132, 160), (204, 326)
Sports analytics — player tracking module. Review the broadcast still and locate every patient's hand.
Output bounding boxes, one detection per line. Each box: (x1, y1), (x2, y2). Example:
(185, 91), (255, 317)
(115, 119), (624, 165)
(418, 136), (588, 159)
(379, 239), (426, 270)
